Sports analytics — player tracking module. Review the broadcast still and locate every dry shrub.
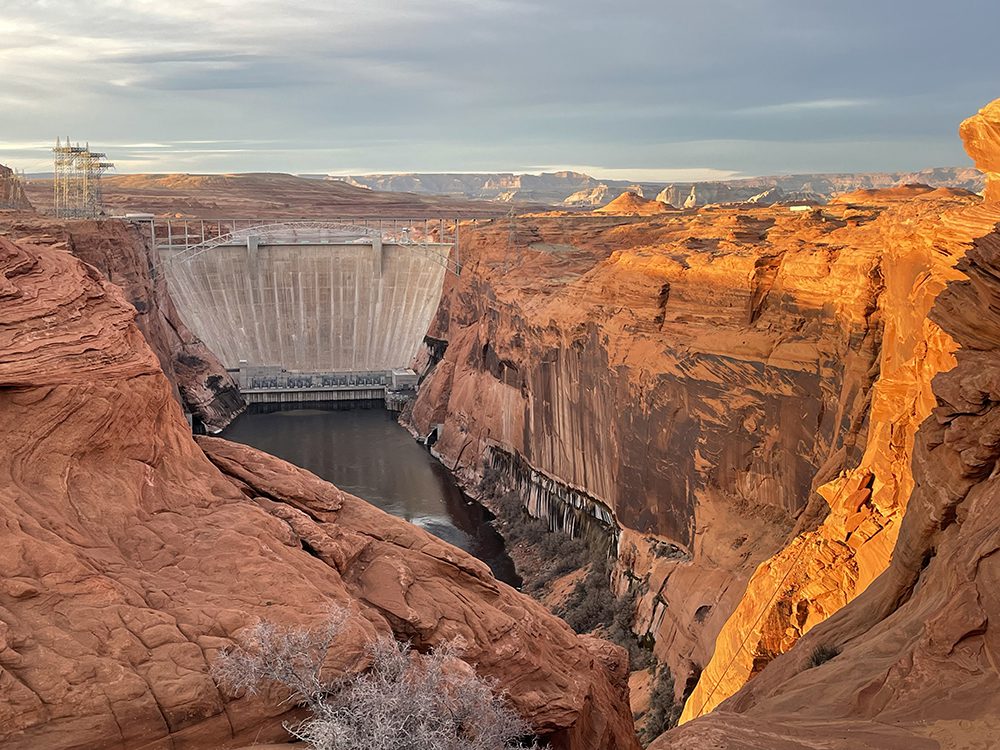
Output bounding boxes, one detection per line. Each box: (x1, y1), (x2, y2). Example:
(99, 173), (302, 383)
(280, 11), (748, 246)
(212, 608), (544, 750)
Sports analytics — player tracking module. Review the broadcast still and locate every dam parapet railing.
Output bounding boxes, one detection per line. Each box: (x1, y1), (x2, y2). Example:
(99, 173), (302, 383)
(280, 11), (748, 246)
(138, 217), (469, 276)
(129, 216), (466, 253)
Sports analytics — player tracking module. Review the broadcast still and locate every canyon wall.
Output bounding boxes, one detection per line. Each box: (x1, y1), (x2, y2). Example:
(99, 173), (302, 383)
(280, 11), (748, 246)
(0, 165), (32, 211)
(680, 174), (1000, 724)
(405, 106), (1000, 727)
(0, 229), (639, 749)
(405, 205), (886, 697)
(0, 214), (243, 431)
(339, 167), (984, 207)
(654, 97), (1000, 749)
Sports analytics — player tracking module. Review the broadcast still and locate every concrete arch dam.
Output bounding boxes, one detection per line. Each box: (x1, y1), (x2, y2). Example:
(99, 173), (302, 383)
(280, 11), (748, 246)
(158, 229), (453, 377)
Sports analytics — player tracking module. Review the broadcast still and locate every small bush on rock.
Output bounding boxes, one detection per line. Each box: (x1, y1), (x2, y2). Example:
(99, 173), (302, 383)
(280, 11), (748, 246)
(560, 557), (655, 670)
(491, 489), (590, 592)
(212, 608), (545, 750)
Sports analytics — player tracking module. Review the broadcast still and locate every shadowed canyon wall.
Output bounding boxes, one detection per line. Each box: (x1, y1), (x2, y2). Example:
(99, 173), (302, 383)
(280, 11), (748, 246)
(405, 100), (1000, 740)
(0, 227), (639, 749)
(162, 242), (451, 371)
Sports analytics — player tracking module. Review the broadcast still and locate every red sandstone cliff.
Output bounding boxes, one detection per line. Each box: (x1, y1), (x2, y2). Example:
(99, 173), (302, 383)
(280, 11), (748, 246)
(653, 98), (1000, 748)
(0, 233), (639, 749)
(0, 214), (243, 431)
(405, 100), (1000, 743)
(0, 165), (32, 211)
(594, 192), (672, 215)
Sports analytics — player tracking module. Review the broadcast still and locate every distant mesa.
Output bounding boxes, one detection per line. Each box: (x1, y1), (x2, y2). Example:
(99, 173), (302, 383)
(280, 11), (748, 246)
(746, 186), (784, 205)
(563, 183), (610, 207)
(340, 168), (985, 209)
(830, 182), (954, 204)
(594, 191), (673, 215)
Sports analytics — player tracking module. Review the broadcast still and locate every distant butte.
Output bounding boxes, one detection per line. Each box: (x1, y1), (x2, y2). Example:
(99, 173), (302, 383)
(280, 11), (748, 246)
(594, 191), (674, 215)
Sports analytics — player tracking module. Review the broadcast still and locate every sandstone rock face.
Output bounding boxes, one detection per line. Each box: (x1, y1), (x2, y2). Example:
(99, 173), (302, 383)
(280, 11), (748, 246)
(680, 184), (1000, 724)
(0, 214), (243, 431)
(961, 99), (1000, 202)
(0, 233), (639, 749)
(652, 98), (1000, 748)
(0, 165), (32, 211)
(593, 192), (671, 215)
(404, 139), (997, 728)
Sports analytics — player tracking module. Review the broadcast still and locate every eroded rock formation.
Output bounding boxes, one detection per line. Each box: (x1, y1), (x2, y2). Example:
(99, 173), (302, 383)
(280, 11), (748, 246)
(0, 165), (32, 211)
(593, 192), (672, 215)
(653, 98), (1000, 749)
(404, 99), (1000, 743)
(0, 215), (243, 431)
(961, 99), (1000, 202)
(0, 232), (639, 749)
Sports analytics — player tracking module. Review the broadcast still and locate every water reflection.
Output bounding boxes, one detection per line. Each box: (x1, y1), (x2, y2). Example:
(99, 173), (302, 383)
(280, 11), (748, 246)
(223, 402), (519, 586)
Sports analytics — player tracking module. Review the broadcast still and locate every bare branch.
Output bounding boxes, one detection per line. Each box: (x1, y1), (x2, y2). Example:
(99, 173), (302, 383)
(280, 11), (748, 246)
(211, 606), (545, 750)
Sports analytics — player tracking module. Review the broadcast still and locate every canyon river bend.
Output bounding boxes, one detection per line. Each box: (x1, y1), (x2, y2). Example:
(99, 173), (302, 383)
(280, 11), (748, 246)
(223, 402), (520, 586)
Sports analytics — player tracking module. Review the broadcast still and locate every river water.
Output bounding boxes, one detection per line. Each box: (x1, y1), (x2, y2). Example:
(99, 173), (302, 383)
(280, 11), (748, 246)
(222, 402), (519, 586)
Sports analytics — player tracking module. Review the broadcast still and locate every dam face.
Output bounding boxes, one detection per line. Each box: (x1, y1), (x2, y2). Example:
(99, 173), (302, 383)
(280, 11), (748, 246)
(160, 240), (452, 372)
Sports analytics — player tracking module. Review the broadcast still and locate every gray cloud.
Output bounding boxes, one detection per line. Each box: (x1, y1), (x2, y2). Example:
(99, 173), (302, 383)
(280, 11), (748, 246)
(0, 0), (997, 177)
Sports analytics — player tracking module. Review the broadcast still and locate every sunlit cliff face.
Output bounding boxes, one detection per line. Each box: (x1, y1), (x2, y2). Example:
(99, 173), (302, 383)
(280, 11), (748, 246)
(404, 99), (1000, 744)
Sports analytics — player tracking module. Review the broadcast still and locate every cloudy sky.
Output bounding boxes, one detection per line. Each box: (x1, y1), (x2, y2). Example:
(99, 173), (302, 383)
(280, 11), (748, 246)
(1, 0), (997, 179)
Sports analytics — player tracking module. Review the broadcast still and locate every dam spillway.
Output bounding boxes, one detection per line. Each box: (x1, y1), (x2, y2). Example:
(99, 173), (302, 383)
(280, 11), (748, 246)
(158, 236), (453, 373)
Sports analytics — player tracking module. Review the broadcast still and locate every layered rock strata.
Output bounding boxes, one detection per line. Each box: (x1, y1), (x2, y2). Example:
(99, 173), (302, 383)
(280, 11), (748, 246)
(0, 234), (639, 749)
(405, 114), (999, 729)
(0, 165), (32, 211)
(653, 99), (1000, 748)
(0, 215), (243, 431)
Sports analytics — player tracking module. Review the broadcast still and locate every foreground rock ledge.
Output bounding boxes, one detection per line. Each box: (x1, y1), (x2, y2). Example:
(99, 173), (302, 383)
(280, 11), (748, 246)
(0, 234), (639, 750)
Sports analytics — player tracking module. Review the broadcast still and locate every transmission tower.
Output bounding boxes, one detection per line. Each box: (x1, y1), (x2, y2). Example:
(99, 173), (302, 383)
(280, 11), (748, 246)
(52, 138), (114, 218)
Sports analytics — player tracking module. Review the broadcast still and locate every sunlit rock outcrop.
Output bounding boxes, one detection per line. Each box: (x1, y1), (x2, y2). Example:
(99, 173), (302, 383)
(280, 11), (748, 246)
(652, 97), (1000, 749)
(960, 99), (1000, 202)
(593, 191), (672, 215)
(405, 101), (1000, 735)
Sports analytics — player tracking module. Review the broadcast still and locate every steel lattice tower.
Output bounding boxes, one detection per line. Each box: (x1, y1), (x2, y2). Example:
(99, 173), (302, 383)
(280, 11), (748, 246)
(52, 138), (114, 218)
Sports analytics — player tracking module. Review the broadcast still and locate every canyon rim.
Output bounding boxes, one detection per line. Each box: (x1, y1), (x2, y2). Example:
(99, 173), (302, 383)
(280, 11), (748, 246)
(2, 4), (1000, 749)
